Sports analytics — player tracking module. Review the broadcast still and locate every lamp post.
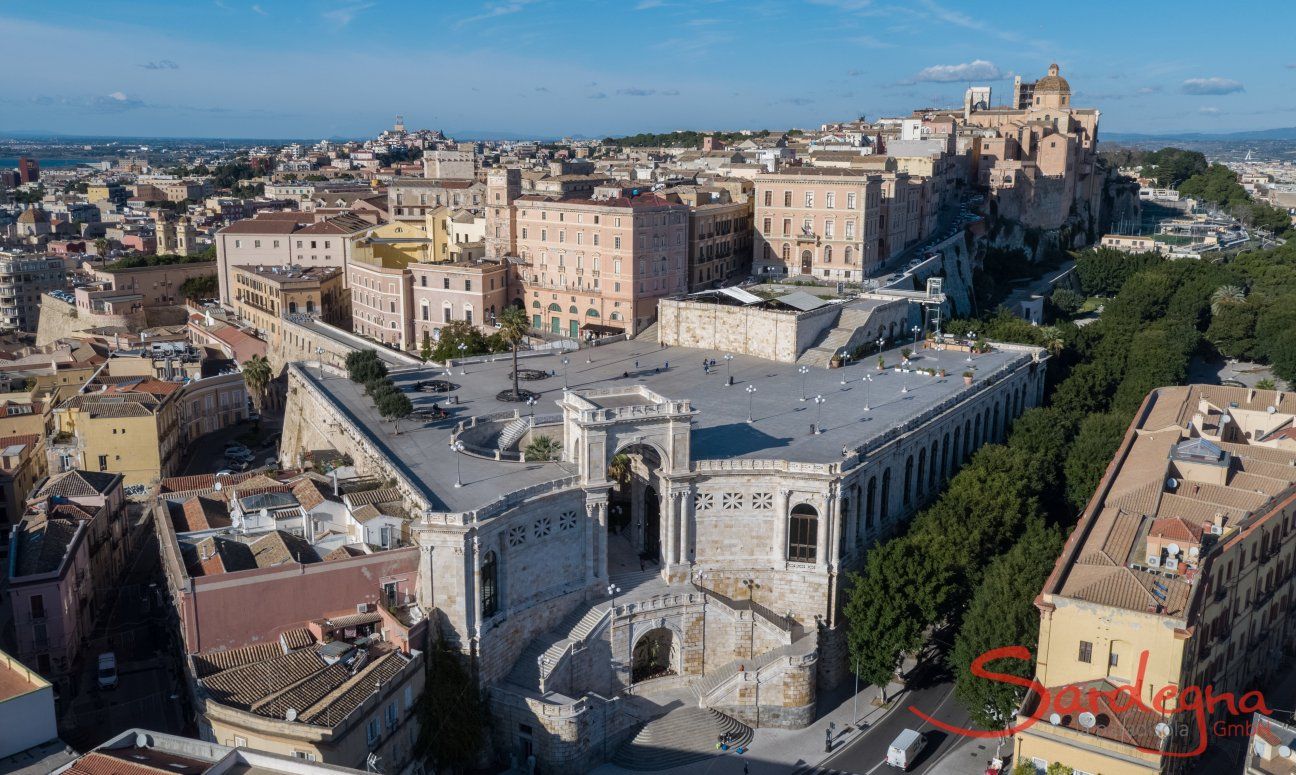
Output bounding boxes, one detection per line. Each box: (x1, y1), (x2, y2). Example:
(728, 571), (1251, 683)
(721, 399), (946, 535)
(724, 353), (735, 386)
(813, 394), (825, 435)
(607, 582), (621, 611)
(315, 346), (325, 378)
(798, 365), (809, 401)
(527, 396), (536, 422)
(967, 330), (976, 362)
(911, 324), (921, 345)
(458, 342), (468, 375)
(451, 440), (465, 488)
(745, 384), (756, 423)
(561, 356), (570, 389)
(863, 374), (872, 412)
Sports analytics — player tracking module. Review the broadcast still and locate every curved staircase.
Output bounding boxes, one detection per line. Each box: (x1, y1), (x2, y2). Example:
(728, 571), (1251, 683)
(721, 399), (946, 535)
(611, 706), (753, 771)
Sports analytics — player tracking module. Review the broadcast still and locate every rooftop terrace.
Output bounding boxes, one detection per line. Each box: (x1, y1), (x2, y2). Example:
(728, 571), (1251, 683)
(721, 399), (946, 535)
(300, 335), (1040, 515)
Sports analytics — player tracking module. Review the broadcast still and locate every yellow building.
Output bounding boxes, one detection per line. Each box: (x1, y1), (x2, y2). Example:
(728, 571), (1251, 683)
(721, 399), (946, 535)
(231, 264), (348, 343)
(0, 432), (46, 530)
(1018, 385), (1296, 774)
(48, 378), (183, 487)
(356, 220), (431, 265)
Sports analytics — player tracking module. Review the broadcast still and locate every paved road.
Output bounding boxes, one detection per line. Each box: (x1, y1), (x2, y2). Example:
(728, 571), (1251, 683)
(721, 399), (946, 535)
(815, 665), (976, 775)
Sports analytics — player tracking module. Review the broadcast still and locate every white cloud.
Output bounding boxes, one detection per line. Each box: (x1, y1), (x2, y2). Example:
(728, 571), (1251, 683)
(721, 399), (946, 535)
(908, 59), (1002, 83)
(454, 0), (538, 29)
(322, 1), (374, 29)
(1181, 77), (1244, 95)
(251, 4), (267, 15)
(1199, 106), (1223, 115)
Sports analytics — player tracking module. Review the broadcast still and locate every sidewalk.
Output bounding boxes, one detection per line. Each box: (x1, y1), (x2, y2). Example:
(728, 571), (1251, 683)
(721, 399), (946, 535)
(590, 678), (909, 775)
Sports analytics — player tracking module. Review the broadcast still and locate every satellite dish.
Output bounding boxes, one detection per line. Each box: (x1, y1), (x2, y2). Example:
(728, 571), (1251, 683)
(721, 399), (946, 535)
(1269, 406), (1277, 414)
(1049, 713), (1062, 726)
(285, 708), (298, 722)
(213, 481), (222, 491)
(1221, 414), (1232, 425)
(1281, 745), (1293, 758)
(1155, 722), (1171, 740)
(134, 732), (150, 748)
(1078, 711), (1097, 730)
(1167, 543), (1181, 557)
(1166, 478), (1178, 490)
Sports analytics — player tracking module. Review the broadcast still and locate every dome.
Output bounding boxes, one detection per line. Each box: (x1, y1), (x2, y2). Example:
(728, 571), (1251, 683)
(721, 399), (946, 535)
(1034, 63), (1070, 94)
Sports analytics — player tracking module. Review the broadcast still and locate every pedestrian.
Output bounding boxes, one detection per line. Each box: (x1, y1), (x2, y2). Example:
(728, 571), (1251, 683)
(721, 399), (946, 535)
(635, 359), (639, 368)
(664, 361), (669, 369)
(744, 763), (749, 775)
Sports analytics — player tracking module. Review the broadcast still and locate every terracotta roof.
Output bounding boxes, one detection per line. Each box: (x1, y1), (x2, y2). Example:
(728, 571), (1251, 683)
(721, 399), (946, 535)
(67, 750), (207, 775)
(12, 517), (81, 576)
(38, 469), (121, 498)
(159, 469), (263, 494)
(169, 496), (231, 533)
(291, 477), (335, 511)
(280, 627), (315, 650)
(1022, 678), (1162, 750)
(342, 487), (403, 509)
(192, 640), (285, 678)
(304, 650), (409, 726)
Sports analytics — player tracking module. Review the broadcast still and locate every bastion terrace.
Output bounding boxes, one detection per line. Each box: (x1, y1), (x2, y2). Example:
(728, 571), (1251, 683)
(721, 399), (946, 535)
(299, 336), (1034, 514)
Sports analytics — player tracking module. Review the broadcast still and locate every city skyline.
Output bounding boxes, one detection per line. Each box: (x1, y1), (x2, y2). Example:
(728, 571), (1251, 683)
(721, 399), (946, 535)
(1, 0), (1291, 139)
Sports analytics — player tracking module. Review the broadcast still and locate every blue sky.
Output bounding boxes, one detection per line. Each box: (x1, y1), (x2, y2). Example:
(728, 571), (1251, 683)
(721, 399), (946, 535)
(1, 0), (1292, 139)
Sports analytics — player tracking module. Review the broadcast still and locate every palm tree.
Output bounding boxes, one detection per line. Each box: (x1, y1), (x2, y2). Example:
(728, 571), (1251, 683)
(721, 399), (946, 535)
(524, 435), (561, 462)
(242, 355), (272, 415)
(1210, 285), (1246, 315)
(607, 453), (631, 485)
(497, 306), (530, 400)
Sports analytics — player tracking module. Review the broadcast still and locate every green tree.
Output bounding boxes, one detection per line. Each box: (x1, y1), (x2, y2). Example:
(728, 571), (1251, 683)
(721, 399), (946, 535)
(1049, 287), (1084, 317)
(1046, 764), (1074, 775)
(1142, 147), (1207, 188)
(242, 355), (273, 414)
(420, 330), (433, 362)
(844, 536), (950, 701)
(416, 638), (486, 772)
(345, 349), (387, 384)
(179, 274), (218, 302)
(430, 320), (490, 362)
(377, 390), (413, 433)
(1063, 412), (1131, 510)
(524, 435), (561, 461)
(1255, 377), (1276, 390)
(950, 520), (1063, 732)
(497, 306), (531, 401)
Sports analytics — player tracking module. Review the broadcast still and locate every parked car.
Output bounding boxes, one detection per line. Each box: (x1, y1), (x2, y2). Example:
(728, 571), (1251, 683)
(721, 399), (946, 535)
(886, 729), (926, 770)
(225, 450), (254, 464)
(97, 652), (118, 689)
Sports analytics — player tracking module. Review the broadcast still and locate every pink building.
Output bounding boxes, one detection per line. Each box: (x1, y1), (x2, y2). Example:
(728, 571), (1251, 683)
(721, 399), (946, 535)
(409, 261), (509, 348)
(486, 168), (690, 338)
(6, 470), (126, 678)
(752, 167), (882, 280)
(349, 258), (412, 349)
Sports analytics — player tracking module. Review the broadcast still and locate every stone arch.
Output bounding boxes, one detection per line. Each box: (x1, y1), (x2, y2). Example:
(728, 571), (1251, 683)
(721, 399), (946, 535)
(993, 403), (1001, 443)
(865, 475), (878, 533)
(916, 449), (926, 499)
(940, 432), (950, 482)
(880, 468), (892, 521)
(631, 626), (680, 683)
(608, 441), (669, 563)
(903, 455), (914, 505)
(928, 438), (939, 490)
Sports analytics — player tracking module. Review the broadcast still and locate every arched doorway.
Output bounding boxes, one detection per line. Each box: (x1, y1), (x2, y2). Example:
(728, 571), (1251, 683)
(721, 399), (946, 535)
(800, 250), (813, 275)
(631, 627), (678, 683)
(607, 443), (666, 568)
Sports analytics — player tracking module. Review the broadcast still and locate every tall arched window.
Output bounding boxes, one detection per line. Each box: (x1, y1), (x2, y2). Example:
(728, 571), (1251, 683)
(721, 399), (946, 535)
(782, 243), (791, 262)
(844, 245), (853, 264)
(903, 455), (914, 505)
(963, 420), (972, 461)
(823, 245), (833, 264)
(916, 449), (926, 498)
(865, 476), (878, 531)
(952, 427), (962, 470)
(481, 551), (499, 618)
(880, 469), (892, 520)
(928, 440), (939, 490)
(787, 504), (819, 563)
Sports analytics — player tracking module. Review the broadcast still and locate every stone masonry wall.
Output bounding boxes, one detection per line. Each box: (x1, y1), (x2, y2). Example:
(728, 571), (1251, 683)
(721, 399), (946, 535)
(657, 298), (838, 363)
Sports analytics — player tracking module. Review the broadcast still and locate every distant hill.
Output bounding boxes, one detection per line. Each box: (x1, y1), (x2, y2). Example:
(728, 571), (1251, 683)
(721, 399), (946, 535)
(1106, 127), (1296, 142)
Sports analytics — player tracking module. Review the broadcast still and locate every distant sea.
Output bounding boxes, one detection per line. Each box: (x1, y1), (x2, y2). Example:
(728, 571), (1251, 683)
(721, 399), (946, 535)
(0, 157), (100, 169)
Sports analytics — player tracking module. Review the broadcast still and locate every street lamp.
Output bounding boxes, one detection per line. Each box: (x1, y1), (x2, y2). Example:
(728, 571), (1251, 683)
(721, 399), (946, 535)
(798, 365), (809, 401)
(607, 582), (621, 611)
(813, 394), (825, 434)
(863, 374), (872, 412)
(911, 324), (921, 345)
(876, 336), (885, 354)
(458, 342), (468, 374)
(966, 330), (976, 363)
(451, 440), (465, 488)
(526, 396), (536, 421)
(315, 346), (325, 378)
(561, 356), (570, 389)
(745, 384), (757, 423)
(724, 353), (735, 386)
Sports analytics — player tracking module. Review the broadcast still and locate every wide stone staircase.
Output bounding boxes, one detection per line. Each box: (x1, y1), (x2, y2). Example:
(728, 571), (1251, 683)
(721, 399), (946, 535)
(610, 705), (753, 771)
(505, 599), (611, 692)
(633, 321), (660, 342)
(796, 305), (880, 368)
(496, 416), (531, 455)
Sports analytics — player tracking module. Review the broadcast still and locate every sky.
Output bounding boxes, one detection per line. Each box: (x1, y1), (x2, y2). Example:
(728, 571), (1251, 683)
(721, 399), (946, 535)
(1, 0), (1293, 140)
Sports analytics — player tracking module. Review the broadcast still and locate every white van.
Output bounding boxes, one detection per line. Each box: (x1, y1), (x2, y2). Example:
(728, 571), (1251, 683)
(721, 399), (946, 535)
(97, 652), (118, 689)
(886, 728), (926, 770)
